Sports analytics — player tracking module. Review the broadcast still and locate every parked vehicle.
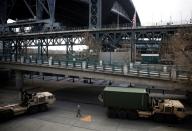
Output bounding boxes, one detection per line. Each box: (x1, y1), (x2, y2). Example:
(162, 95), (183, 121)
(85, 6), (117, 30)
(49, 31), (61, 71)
(100, 86), (191, 121)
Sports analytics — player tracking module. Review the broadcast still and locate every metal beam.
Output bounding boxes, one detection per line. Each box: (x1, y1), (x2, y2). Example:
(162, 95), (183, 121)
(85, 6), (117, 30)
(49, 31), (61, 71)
(36, 0), (44, 19)
(0, 25), (191, 63)
(47, 0), (56, 24)
(89, 0), (102, 29)
(23, 0), (36, 18)
(38, 0), (49, 16)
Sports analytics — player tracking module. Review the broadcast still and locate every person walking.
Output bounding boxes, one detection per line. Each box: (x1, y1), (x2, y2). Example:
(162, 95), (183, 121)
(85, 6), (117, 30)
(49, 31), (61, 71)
(76, 104), (81, 118)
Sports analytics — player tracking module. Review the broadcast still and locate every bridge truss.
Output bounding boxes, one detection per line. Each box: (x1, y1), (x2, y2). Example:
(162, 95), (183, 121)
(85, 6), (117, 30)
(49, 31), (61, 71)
(0, 24), (192, 63)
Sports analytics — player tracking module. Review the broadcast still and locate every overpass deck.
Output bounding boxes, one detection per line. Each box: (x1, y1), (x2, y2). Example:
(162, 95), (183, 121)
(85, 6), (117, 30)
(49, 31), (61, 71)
(1, 24), (192, 39)
(0, 60), (191, 90)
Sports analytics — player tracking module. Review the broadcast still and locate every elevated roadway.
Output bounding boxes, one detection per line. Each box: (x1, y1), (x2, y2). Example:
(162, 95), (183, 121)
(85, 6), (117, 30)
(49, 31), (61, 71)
(0, 61), (191, 90)
(1, 24), (192, 39)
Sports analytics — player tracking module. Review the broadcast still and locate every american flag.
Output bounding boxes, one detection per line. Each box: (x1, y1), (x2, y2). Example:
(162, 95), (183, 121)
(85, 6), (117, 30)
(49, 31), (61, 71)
(132, 11), (137, 29)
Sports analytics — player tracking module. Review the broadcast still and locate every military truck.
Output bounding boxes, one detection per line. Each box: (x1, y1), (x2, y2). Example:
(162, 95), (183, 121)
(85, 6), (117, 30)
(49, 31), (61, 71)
(0, 90), (56, 121)
(186, 91), (192, 106)
(100, 86), (191, 121)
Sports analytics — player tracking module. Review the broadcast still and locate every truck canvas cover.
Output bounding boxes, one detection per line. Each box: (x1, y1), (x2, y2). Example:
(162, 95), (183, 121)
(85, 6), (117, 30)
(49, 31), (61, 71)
(103, 87), (149, 111)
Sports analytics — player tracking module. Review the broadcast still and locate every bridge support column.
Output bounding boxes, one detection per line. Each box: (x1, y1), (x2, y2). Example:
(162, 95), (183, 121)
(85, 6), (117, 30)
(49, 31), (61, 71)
(171, 68), (177, 81)
(89, 0), (102, 29)
(15, 70), (23, 89)
(82, 61), (87, 70)
(39, 72), (44, 80)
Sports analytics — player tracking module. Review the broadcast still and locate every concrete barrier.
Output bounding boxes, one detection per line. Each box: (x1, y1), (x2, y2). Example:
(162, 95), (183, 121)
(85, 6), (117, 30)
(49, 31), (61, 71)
(99, 60), (103, 66)
(20, 56), (24, 64)
(49, 57), (53, 66)
(123, 64), (128, 75)
(82, 61), (87, 70)
(163, 66), (167, 72)
(25, 58), (31, 64)
(130, 63), (133, 69)
(37, 59), (43, 64)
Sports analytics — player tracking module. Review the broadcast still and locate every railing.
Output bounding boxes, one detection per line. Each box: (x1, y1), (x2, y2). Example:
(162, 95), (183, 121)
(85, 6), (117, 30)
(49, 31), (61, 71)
(1, 22), (192, 35)
(1, 58), (191, 81)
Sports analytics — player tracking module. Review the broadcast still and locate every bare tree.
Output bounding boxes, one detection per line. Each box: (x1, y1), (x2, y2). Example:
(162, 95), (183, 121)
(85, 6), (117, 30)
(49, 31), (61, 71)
(165, 28), (192, 85)
(161, 28), (192, 66)
(80, 33), (101, 61)
(83, 33), (101, 52)
(169, 29), (192, 66)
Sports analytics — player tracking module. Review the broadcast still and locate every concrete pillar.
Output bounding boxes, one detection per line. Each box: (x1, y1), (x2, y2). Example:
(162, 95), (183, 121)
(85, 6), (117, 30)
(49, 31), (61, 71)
(123, 64), (128, 75)
(56, 75), (59, 81)
(89, 78), (92, 84)
(12, 55), (15, 62)
(20, 56), (24, 64)
(49, 56), (53, 66)
(40, 72), (44, 80)
(99, 60), (103, 66)
(171, 68), (177, 81)
(163, 65), (167, 72)
(82, 61), (87, 70)
(130, 63), (133, 69)
(15, 70), (23, 89)
(30, 55), (32, 61)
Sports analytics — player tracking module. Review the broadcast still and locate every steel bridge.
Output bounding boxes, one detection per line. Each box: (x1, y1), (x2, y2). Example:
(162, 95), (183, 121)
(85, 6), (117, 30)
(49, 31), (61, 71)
(0, 24), (192, 62)
(0, 24), (192, 90)
(0, 0), (140, 29)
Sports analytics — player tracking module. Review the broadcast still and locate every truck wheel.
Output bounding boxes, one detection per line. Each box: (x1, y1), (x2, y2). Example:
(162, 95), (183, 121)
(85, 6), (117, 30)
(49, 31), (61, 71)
(107, 108), (117, 118)
(39, 104), (48, 112)
(127, 111), (138, 120)
(107, 110), (112, 118)
(28, 106), (39, 114)
(165, 115), (177, 124)
(117, 110), (127, 119)
(153, 114), (164, 122)
(0, 110), (14, 122)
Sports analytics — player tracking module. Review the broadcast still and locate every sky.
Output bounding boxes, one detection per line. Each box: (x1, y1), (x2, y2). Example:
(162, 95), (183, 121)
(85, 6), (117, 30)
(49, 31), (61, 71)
(132, 0), (192, 26)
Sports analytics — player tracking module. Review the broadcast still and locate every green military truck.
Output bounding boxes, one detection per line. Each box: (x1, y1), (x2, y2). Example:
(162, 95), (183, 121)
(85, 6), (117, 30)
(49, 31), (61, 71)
(186, 91), (192, 106)
(101, 86), (191, 121)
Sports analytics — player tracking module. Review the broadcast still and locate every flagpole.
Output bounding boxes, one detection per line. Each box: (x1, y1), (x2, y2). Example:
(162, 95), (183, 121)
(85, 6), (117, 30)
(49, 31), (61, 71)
(132, 10), (137, 29)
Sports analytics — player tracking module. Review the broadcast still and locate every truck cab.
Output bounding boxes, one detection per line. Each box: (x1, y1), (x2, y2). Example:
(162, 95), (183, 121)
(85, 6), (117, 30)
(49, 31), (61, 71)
(21, 91), (55, 107)
(27, 92), (56, 107)
(153, 99), (186, 119)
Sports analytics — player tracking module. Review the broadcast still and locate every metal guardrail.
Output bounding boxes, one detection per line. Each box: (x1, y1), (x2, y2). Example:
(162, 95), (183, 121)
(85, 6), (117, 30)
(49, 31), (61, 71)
(1, 58), (191, 81)
(1, 22), (192, 35)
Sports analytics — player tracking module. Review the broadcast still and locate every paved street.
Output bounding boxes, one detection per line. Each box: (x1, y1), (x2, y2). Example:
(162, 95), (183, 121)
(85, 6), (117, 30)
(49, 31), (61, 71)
(0, 85), (192, 131)
(1, 100), (192, 131)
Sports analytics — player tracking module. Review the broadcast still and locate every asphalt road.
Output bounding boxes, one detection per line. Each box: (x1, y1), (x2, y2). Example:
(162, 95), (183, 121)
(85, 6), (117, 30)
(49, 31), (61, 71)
(0, 100), (192, 131)
(0, 85), (192, 131)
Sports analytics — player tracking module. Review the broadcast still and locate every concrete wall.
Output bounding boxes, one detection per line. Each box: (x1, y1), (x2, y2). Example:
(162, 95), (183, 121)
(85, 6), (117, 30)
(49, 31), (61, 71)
(99, 51), (131, 64)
